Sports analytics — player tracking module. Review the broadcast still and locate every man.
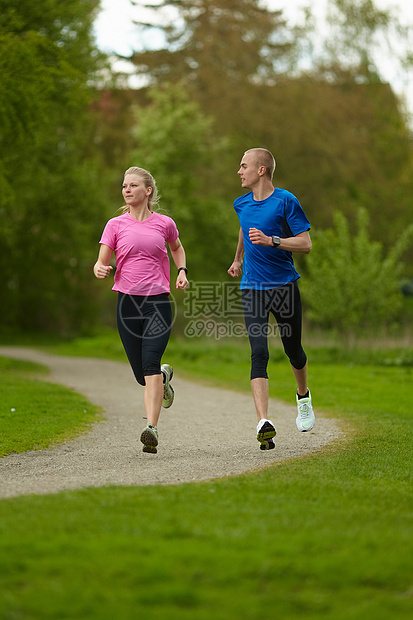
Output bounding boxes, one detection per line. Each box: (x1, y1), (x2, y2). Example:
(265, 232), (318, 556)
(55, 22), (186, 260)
(228, 148), (315, 450)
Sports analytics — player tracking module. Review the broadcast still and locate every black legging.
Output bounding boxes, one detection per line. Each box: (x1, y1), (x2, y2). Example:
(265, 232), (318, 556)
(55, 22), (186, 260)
(117, 292), (172, 386)
(241, 280), (307, 380)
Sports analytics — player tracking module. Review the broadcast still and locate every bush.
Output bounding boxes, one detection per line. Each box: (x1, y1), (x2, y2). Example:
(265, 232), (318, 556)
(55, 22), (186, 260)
(301, 208), (413, 341)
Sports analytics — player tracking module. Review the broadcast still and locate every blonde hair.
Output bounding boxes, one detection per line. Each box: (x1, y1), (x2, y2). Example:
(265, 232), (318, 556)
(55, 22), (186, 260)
(244, 148), (276, 179)
(120, 167), (160, 213)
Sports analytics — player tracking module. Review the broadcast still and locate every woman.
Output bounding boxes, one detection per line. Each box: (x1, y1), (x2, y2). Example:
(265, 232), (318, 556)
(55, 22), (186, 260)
(94, 167), (188, 454)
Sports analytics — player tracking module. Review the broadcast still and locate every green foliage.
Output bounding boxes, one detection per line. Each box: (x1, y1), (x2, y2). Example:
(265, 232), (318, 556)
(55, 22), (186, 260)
(126, 0), (413, 271)
(128, 83), (238, 279)
(301, 208), (413, 339)
(324, 0), (406, 75)
(131, 0), (297, 90)
(2, 0), (413, 337)
(0, 0), (110, 335)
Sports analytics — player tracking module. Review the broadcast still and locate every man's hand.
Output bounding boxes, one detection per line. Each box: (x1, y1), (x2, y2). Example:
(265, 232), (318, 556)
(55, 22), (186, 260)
(228, 260), (242, 278)
(249, 228), (272, 246)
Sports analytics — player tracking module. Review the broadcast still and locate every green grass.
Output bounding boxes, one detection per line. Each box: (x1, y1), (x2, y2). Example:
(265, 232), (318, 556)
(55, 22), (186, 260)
(0, 332), (412, 619)
(0, 357), (101, 456)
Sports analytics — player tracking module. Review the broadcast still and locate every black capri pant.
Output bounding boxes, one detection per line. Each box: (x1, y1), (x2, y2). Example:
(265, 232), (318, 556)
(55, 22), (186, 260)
(117, 292), (172, 386)
(241, 280), (307, 380)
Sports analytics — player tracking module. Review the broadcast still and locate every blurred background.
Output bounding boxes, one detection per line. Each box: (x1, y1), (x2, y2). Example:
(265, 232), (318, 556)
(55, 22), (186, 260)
(1, 0), (412, 345)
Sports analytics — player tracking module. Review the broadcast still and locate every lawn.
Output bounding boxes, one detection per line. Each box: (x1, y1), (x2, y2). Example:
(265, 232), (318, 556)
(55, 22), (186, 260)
(0, 357), (101, 456)
(0, 332), (412, 619)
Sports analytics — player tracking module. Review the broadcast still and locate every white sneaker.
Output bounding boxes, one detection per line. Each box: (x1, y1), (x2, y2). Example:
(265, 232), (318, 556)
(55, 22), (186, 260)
(296, 390), (315, 432)
(140, 423), (158, 453)
(256, 419), (276, 450)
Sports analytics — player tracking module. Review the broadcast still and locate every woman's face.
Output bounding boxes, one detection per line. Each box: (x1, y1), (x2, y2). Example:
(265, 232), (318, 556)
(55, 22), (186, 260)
(122, 174), (151, 207)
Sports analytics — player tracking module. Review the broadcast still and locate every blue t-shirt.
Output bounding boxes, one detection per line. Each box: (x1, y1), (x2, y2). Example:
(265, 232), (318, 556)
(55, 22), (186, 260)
(233, 188), (310, 290)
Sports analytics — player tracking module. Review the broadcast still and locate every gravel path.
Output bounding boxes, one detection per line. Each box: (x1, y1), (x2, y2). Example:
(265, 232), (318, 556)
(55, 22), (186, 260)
(0, 347), (343, 499)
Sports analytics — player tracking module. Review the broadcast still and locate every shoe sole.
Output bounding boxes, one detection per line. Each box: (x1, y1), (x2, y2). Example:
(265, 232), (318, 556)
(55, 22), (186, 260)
(143, 444), (157, 454)
(140, 427), (158, 452)
(257, 421), (276, 451)
(260, 439), (275, 451)
(257, 422), (277, 442)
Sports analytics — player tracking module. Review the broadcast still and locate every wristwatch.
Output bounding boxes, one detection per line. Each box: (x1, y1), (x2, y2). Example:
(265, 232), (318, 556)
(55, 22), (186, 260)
(272, 236), (281, 247)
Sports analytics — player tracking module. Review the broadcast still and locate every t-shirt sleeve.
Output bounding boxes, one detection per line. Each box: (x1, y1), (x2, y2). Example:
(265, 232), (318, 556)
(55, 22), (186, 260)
(99, 218), (116, 249)
(285, 195), (311, 235)
(165, 217), (179, 244)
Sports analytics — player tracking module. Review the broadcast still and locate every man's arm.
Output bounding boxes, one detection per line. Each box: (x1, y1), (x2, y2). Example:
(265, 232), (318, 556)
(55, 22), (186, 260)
(228, 228), (244, 277)
(249, 228), (312, 254)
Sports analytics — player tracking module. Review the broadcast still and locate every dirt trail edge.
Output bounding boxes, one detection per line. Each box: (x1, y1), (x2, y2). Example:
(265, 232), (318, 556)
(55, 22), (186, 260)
(0, 347), (342, 499)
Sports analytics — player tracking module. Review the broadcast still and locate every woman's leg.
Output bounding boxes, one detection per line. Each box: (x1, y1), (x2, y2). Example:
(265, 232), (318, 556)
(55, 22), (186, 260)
(117, 293), (145, 385)
(143, 374), (164, 426)
(141, 294), (172, 424)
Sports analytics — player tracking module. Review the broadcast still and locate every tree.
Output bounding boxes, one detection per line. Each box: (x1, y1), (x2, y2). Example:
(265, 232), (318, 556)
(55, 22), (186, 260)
(127, 82), (238, 281)
(250, 74), (413, 245)
(122, 0), (413, 256)
(322, 0), (409, 77)
(130, 0), (295, 80)
(128, 0), (301, 123)
(0, 0), (109, 335)
(300, 208), (413, 342)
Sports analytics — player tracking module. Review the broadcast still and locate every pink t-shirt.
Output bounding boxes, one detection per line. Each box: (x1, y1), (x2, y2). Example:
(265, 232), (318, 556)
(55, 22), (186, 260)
(99, 212), (179, 296)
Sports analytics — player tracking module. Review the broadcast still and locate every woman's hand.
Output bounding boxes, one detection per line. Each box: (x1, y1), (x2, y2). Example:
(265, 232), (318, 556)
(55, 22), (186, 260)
(176, 271), (189, 290)
(93, 262), (113, 279)
(93, 245), (114, 279)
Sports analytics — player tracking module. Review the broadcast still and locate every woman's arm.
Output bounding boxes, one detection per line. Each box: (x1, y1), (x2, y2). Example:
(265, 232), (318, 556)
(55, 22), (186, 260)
(169, 238), (188, 290)
(93, 244), (114, 279)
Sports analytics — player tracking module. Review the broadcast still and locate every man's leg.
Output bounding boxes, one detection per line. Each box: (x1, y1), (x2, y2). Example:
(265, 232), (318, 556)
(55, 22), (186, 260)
(291, 361), (308, 397)
(251, 377), (269, 422)
(242, 289), (276, 450)
(253, 378), (276, 449)
(242, 289), (270, 421)
(271, 282), (315, 431)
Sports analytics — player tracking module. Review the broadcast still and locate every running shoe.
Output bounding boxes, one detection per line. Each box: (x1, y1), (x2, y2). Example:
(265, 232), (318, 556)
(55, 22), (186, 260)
(296, 390), (315, 432)
(260, 438), (275, 451)
(257, 420), (276, 450)
(140, 423), (158, 453)
(161, 363), (174, 408)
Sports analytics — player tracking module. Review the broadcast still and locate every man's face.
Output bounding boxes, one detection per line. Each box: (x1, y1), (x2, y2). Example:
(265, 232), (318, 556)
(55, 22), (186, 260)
(237, 152), (260, 190)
